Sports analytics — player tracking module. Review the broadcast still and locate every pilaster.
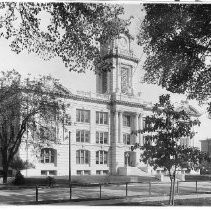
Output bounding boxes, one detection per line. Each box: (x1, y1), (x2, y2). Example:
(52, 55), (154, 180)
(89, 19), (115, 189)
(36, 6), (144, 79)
(134, 113), (139, 143)
(118, 111), (123, 143)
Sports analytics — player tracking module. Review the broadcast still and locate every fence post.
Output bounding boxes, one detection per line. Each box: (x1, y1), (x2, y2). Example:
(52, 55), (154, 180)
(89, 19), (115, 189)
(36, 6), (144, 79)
(149, 181), (151, 196)
(126, 183), (128, 197)
(99, 184), (102, 199)
(177, 181), (179, 194)
(70, 184), (72, 200)
(196, 180), (198, 193)
(35, 185), (38, 202)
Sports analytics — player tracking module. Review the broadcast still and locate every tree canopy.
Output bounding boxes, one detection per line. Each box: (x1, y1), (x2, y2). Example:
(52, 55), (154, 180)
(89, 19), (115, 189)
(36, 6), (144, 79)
(0, 3), (129, 73)
(139, 4), (211, 103)
(0, 70), (69, 183)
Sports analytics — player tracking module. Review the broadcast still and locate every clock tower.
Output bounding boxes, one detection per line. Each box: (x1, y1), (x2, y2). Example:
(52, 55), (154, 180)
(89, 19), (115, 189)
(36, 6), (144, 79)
(96, 33), (139, 95)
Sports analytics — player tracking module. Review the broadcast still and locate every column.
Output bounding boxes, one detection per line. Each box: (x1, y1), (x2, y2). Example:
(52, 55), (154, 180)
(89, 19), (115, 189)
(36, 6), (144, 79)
(134, 113), (139, 143)
(139, 114), (143, 146)
(138, 114), (142, 145)
(114, 111), (119, 143)
(119, 111), (123, 143)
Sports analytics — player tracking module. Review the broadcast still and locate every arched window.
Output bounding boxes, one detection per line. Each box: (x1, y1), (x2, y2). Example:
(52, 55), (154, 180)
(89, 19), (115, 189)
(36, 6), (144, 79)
(96, 151), (108, 164)
(76, 150), (90, 164)
(41, 148), (56, 163)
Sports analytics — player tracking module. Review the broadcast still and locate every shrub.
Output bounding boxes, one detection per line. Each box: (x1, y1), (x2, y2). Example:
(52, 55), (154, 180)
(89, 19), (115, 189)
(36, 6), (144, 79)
(46, 176), (56, 187)
(13, 171), (25, 185)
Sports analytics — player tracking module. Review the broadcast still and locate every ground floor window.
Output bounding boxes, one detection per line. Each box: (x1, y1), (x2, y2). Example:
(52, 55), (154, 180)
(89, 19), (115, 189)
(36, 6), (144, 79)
(41, 148), (56, 164)
(96, 150), (108, 164)
(96, 170), (109, 175)
(76, 170), (91, 175)
(76, 150), (90, 164)
(41, 170), (57, 176)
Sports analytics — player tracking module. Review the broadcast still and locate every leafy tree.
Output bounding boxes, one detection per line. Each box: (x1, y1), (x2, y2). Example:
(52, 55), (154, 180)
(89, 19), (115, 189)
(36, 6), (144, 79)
(132, 95), (207, 205)
(10, 156), (34, 172)
(0, 70), (68, 183)
(138, 4), (211, 103)
(0, 2), (129, 73)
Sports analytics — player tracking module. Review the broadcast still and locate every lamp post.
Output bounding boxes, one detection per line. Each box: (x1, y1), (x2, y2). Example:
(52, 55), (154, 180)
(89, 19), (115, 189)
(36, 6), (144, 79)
(69, 131), (72, 199)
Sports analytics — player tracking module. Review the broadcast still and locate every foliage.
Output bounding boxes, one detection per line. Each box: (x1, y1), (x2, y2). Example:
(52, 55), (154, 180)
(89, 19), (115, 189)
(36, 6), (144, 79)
(12, 171), (25, 185)
(0, 2), (130, 73)
(46, 176), (56, 187)
(0, 70), (69, 183)
(132, 94), (207, 205)
(138, 4), (211, 103)
(10, 156), (34, 171)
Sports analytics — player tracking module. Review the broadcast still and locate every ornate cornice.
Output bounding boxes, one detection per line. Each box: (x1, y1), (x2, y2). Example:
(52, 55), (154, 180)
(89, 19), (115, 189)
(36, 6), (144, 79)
(105, 53), (139, 63)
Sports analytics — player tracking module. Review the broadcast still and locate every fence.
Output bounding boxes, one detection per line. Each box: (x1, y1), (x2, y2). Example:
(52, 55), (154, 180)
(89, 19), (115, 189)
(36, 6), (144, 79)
(33, 180), (211, 203)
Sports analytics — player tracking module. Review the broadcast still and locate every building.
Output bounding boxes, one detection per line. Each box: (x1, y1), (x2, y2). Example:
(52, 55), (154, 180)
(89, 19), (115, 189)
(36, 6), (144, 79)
(3, 33), (201, 177)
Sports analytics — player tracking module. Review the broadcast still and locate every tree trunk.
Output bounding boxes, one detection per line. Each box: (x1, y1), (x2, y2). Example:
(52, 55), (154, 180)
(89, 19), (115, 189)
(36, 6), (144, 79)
(169, 173), (176, 205)
(171, 174), (176, 206)
(169, 175), (173, 205)
(2, 164), (8, 184)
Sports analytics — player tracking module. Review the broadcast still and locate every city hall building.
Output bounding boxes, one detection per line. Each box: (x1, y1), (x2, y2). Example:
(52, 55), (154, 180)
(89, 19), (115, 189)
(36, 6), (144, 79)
(16, 34), (201, 177)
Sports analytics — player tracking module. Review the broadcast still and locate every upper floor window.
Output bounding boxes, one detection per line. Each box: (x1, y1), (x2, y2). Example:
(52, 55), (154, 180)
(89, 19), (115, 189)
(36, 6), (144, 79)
(96, 150), (108, 164)
(76, 150), (90, 164)
(96, 131), (108, 144)
(96, 112), (108, 125)
(123, 115), (131, 127)
(41, 148), (55, 164)
(123, 133), (131, 145)
(76, 130), (90, 143)
(76, 109), (90, 123)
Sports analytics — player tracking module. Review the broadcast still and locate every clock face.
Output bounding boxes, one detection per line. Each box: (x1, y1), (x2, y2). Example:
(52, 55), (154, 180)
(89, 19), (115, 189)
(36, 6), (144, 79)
(119, 37), (128, 48)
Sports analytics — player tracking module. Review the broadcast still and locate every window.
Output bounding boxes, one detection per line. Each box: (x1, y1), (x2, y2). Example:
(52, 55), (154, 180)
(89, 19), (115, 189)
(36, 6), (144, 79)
(123, 115), (131, 127)
(76, 109), (90, 123)
(103, 170), (109, 175)
(96, 170), (101, 175)
(121, 67), (131, 94)
(40, 126), (57, 141)
(49, 170), (57, 176)
(84, 170), (91, 175)
(96, 131), (108, 144)
(77, 170), (83, 175)
(123, 133), (131, 145)
(41, 148), (55, 163)
(76, 130), (90, 143)
(76, 150), (90, 164)
(41, 170), (47, 176)
(96, 151), (108, 164)
(96, 112), (108, 125)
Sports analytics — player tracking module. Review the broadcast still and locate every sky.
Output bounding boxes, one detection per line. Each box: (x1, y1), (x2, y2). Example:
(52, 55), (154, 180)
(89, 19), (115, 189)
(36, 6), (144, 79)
(0, 3), (210, 147)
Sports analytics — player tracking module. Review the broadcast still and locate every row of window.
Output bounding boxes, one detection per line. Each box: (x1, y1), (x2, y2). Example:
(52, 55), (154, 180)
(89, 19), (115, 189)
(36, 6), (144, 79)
(76, 130), (109, 144)
(76, 109), (133, 127)
(40, 170), (109, 176)
(41, 149), (108, 165)
(76, 150), (108, 165)
(76, 170), (109, 175)
(76, 110), (109, 125)
(76, 130), (135, 145)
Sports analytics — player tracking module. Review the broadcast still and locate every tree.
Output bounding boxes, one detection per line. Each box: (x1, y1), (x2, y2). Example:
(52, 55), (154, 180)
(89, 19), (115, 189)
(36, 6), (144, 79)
(138, 4), (211, 103)
(0, 70), (68, 183)
(0, 2), (129, 73)
(10, 156), (34, 172)
(132, 95), (207, 205)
